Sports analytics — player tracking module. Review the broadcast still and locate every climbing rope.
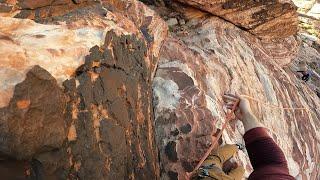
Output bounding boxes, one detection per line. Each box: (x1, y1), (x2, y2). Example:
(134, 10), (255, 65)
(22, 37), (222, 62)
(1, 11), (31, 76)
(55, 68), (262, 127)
(186, 99), (239, 179)
(241, 95), (310, 111)
(187, 94), (314, 179)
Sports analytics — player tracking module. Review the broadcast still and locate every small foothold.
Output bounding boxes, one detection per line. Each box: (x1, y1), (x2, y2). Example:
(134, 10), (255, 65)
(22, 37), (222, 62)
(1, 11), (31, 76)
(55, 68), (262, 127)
(166, 18), (178, 26)
(94, 67), (102, 74)
(179, 123), (192, 134)
(170, 128), (179, 136)
(179, 19), (186, 25)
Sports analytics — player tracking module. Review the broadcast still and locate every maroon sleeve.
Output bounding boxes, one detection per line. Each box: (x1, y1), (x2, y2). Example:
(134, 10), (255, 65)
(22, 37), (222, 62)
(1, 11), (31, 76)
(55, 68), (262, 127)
(244, 127), (294, 179)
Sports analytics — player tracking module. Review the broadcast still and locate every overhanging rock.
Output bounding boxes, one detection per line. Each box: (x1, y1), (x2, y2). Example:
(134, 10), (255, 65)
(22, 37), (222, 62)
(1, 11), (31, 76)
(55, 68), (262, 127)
(173, 0), (299, 39)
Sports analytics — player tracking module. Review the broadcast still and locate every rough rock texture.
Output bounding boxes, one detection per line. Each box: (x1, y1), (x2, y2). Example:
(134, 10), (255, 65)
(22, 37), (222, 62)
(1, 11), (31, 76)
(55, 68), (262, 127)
(293, 42), (320, 95)
(0, 0), (167, 179)
(153, 17), (320, 179)
(292, 0), (320, 40)
(0, 0), (100, 20)
(139, 0), (166, 6)
(0, 0), (320, 180)
(0, 0), (167, 110)
(293, 0), (320, 19)
(172, 0), (299, 39)
(62, 31), (159, 179)
(102, 0), (168, 76)
(0, 65), (67, 159)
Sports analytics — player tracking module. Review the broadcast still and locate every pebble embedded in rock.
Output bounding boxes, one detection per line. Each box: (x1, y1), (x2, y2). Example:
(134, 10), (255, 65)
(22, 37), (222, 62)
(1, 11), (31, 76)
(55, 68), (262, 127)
(179, 19), (186, 25)
(186, 19), (199, 27)
(179, 123), (192, 134)
(170, 128), (180, 136)
(166, 18), (178, 26)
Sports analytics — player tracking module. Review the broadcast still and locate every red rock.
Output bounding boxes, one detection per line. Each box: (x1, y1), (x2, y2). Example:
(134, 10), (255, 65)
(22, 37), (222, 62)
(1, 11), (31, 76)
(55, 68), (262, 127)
(153, 16), (320, 179)
(0, 0), (319, 180)
(101, 0), (168, 75)
(0, 0), (167, 179)
(16, 99), (31, 109)
(0, 65), (67, 159)
(17, 0), (59, 9)
(0, 0), (99, 19)
(173, 0), (299, 39)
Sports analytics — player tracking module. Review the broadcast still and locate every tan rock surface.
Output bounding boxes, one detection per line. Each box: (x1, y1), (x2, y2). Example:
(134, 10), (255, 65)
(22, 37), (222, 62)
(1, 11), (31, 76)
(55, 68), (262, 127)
(293, 0), (320, 41)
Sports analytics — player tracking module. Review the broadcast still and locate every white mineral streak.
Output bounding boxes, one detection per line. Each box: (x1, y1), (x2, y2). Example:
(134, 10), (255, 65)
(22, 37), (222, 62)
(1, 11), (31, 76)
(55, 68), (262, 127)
(153, 77), (181, 117)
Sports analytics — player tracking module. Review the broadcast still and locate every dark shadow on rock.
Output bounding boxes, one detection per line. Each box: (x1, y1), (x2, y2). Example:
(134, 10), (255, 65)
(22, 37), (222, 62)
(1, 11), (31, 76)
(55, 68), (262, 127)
(62, 30), (159, 179)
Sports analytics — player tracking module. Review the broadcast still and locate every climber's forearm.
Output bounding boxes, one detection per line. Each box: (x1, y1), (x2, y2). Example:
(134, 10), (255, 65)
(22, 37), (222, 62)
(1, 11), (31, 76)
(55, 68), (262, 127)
(224, 94), (294, 179)
(242, 114), (293, 178)
(241, 112), (263, 133)
(243, 127), (292, 179)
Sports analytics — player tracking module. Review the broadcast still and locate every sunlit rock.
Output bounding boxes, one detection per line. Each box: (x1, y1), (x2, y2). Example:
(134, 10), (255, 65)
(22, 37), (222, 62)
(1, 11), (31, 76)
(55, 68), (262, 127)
(153, 16), (320, 179)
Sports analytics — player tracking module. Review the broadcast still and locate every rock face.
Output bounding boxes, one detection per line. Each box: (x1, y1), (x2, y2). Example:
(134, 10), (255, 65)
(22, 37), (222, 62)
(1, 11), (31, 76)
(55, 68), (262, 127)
(62, 31), (159, 179)
(293, 0), (320, 42)
(0, 0), (320, 180)
(0, 0), (99, 19)
(153, 17), (320, 180)
(101, 0), (168, 75)
(173, 0), (299, 39)
(0, 0), (167, 179)
(0, 65), (67, 159)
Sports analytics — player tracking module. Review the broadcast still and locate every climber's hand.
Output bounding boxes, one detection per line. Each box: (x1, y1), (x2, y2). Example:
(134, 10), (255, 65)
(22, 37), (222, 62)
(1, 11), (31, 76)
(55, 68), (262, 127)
(223, 94), (252, 121)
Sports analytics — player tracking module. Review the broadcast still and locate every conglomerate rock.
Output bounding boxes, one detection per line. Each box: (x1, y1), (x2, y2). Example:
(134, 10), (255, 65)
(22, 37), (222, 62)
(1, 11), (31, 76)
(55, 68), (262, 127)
(153, 17), (320, 179)
(171, 0), (299, 39)
(0, 0), (167, 179)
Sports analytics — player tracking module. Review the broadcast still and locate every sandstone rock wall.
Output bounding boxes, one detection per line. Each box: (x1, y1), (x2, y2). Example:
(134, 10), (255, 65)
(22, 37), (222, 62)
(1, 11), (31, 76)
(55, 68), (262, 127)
(153, 16), (320, 180)
(62, 31), (159, 179)
(171, 0), (299, 39)
(0, 0), (167, 179)
(0, 0), (319, 180)
(0, 0), (99, 19)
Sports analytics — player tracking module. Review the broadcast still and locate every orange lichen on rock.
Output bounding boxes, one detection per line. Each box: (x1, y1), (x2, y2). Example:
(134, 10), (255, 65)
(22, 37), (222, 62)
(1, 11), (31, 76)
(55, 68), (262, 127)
(67, 124), (77, 142)
(16, 99), (30, 109)
(74, 161), (81, 172)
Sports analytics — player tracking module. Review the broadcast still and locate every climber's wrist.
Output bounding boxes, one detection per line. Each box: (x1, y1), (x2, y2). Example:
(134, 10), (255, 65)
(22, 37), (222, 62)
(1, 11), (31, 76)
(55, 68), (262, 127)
(241, 112), (263, 132)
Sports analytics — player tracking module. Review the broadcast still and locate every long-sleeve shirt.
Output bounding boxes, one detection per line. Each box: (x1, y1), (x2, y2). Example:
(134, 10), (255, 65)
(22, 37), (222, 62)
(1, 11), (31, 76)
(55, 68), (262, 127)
(244, 127), (295, 180)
